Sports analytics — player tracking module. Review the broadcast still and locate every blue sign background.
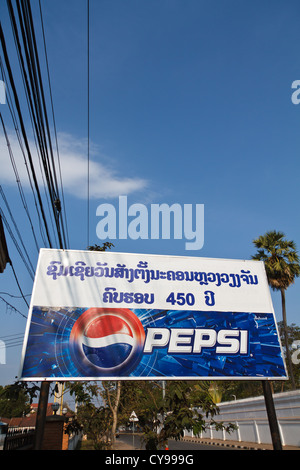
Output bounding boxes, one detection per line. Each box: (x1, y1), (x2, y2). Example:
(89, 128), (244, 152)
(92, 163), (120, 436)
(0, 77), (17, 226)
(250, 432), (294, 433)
(20, 307), (286, 380)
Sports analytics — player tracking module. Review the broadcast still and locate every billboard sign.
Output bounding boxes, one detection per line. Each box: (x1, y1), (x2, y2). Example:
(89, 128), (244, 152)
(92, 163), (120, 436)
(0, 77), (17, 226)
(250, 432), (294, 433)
(19, 249), (287, 381)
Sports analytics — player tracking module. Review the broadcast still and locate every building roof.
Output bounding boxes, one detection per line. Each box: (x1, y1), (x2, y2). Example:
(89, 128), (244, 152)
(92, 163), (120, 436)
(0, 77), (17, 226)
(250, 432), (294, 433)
(30, 403), (54, 415)
(1, 403), (54, 428)
(1, 415), (36, 428)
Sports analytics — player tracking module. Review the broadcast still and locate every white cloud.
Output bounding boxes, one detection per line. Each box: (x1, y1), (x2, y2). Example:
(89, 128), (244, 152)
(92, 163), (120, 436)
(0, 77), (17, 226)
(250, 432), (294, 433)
(0, 131), (147, 199)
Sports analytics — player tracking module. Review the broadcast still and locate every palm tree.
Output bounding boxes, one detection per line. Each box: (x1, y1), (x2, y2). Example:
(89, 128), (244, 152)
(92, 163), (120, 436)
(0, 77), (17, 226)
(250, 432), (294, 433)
(252, 231), (300, 389)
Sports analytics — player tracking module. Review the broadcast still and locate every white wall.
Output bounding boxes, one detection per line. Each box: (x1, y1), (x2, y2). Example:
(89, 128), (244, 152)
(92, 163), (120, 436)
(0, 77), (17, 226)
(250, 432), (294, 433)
(186, 389), (300, 447)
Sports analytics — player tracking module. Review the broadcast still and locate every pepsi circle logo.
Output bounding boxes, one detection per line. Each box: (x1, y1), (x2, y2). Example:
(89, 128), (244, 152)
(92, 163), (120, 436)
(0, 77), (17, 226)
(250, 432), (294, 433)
(82, 315), (133, 368)
(69, 308), (145, 376)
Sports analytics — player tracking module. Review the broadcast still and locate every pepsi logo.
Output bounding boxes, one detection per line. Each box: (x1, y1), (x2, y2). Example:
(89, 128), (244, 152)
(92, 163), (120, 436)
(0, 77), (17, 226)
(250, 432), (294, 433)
(82, 315), (134, 368)
(69, 308), (145, 376)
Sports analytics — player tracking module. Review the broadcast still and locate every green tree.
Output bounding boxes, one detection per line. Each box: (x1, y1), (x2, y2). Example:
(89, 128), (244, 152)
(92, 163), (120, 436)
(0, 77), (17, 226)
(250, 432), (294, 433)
(87, 242), (114, 252)
(67, 380), (123, 448)
(76, 402), (112, 449)
(160, 381), (236, 448)
(252, 230), (300, 389)
(0, 383), (32, 418)
(118, 381), (164, 448)
(67, 381), (113, 449)
(118, 381), (235, 450)
(101, 381), (122, 445)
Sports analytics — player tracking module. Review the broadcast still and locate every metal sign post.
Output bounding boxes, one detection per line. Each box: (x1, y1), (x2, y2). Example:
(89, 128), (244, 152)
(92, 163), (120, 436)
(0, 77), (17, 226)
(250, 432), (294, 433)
(33, 381), (50, 450)
(129, 411), (139, 449)
(262, 381), (282, 450)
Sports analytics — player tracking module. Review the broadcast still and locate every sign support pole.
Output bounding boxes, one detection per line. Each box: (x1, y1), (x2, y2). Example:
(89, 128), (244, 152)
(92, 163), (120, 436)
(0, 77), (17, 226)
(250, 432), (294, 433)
(129, 411), (138, 450)
(262, 380), (282, 450)
(132, 421), (135, 449)
(34, 381), (50, 450)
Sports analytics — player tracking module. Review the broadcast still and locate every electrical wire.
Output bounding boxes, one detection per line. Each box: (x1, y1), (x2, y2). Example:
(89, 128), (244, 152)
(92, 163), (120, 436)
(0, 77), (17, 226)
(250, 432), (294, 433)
(15, 0), (62, 246)
(38, 0), (70, 248)
(0, 185), (35, 276)
(3, 0), (69, 251)
(0, 20), (54, 248)
(9, 261), (30, 309)
(0, 207), (34, 281)
(0, 1), (76, 332)
(0, 107), (41, 251)
(0, 292), (30, 299)
(0, 295), (27, 319)
(0, 333), (24, 339)
(0, 333), (25, 350)
(22, 0), (68, 250)
(0, 61), (48, 248)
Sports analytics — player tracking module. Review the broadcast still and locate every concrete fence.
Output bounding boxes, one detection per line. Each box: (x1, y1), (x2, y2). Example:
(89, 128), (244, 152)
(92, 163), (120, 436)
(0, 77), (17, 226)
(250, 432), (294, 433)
(185, 389), (300, 448)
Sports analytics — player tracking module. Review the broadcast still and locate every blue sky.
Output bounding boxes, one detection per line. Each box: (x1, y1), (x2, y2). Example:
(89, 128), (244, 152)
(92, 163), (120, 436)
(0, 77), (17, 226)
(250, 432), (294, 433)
(0, 0), (300, 386)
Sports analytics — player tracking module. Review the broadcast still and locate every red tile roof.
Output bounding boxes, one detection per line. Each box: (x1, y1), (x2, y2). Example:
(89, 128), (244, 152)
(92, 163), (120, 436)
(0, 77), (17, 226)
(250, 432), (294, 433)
(1, 403), (55, 428)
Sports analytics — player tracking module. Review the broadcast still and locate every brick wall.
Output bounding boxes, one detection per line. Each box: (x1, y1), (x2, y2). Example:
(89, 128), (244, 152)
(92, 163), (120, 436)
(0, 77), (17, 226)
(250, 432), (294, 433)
(41, 416), (67, 451)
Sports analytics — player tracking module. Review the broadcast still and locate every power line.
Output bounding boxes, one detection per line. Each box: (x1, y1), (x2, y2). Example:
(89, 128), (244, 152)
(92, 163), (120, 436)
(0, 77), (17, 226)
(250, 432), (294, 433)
(0, 50), (49, 247)
(0, 332), (24, 339)
(15, 0), (63, 247)
(0, 206), (34, 281)
(0, 332), (25, 350)
(9, 261), (30, 309)
(0, 1), (76, 337)
(22, 0), (68, 250)
(1, 8), (53, 247)
(0, 20), (54, 248)
(0, 55), (49, 248)
(0, 295), (27, 319)
(0, 107), (41, 250)
(0, 2), (73, 328)
(0, 341), (24, 350)
(0, 185), (35, 276)
(38, 0), (70, 248)
(0, 292), (30, 299)
(2, 52), (55, 249)
(3, 0), (69, 251)
(0, 333), (26, 351)
(2, 3), (53, 248)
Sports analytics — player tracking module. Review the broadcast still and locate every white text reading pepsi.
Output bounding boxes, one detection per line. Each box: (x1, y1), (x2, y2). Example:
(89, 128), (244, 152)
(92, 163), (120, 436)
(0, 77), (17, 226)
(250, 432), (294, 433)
(144, 328), (248, 355)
